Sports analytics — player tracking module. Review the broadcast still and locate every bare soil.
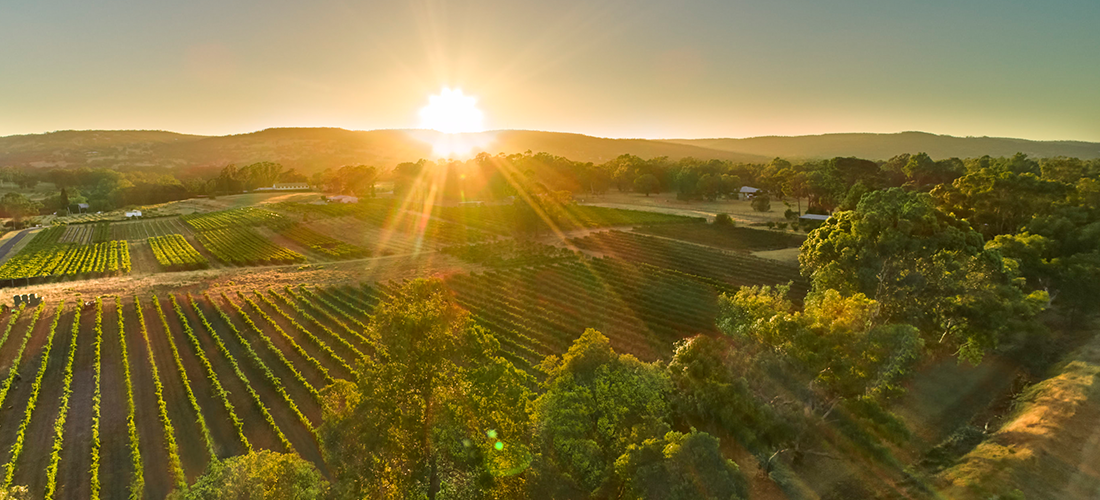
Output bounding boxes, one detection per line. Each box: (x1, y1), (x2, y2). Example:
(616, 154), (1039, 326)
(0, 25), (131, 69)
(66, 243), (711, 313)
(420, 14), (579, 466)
(55, 305), (97, 499)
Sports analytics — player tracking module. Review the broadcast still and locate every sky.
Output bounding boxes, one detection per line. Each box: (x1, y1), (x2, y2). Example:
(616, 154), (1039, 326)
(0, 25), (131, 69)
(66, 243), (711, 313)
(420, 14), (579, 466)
(1, 0), (1098, 141)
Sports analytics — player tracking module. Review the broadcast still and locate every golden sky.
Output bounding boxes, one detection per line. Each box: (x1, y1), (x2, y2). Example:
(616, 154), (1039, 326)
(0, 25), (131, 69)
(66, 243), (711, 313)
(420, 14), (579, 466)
(1, 0), (1098, 141)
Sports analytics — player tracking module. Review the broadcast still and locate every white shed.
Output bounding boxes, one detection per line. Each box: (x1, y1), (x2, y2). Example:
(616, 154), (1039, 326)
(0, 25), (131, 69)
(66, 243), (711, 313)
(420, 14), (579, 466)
(125, 210), (143, 218)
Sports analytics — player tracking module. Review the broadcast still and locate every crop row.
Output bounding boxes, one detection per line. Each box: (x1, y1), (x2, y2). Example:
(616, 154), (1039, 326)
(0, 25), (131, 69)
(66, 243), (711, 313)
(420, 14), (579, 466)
(90, 298), (102, 500)
(184, 295), (294, 453)
(182, 207), (287, 231)
(0, 304), (45, 411)
(569, 230), (809, 298)
(277, 224), (368, 259)
(149, 234), (209, 271)
(286, 287), (376, 355)
(1, 302), (64, 488)
(150, 295), (218, 461)
(0, 239), (131, 281)
(218, 292), (323, 403)
(432, 204), (701, 234)
(116, 297), (144, 500)
(44, 304), (80, 499)
(270, 289), (367, 361)
(195, 228), (305, 266)
(253, 291), (357, 378)
(440, 239), (578, 267)
(236, 293), (336, 386)
(166, 296), (251, 451)
(133, 296), (187, 489)
(112, 218), (192, 241)
(203, 292), (316, 433)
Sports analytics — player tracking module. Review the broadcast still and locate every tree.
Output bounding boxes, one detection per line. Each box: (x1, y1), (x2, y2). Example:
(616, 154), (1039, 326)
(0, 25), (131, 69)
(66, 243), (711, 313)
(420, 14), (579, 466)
(58, 188), (69, 214)
(714, 213), (734, 226)
(633, 174), (660, 197)
(530, 329), (672, 498)
(0, 193), (41, 225)
(318, 279), (532, 499)
(751, 194), (771, 212)
(800, 188), (1047, 362)
(168, 451), (326, 500)
(696, 174), (722, 201)
(614, 430), (747, 500)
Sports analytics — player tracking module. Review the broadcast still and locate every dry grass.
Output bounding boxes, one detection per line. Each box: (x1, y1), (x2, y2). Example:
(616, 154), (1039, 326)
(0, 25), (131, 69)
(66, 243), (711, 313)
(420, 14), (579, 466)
(937, 334), (1100, 499)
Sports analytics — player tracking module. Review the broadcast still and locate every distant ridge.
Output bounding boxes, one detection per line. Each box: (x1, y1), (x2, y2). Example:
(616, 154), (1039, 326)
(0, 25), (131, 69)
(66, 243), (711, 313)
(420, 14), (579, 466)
(665, 131), (1100, 161)
(1, 128), (1097, 173)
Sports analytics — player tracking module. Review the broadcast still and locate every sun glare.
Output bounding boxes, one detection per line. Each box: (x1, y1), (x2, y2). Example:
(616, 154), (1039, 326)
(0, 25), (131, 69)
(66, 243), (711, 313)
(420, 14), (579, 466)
(418, 88), (484, 134)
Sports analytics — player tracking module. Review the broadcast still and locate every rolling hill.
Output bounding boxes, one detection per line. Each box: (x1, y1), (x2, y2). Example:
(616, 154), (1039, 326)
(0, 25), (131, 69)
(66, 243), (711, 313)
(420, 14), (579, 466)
(1, 128), (1097, 174)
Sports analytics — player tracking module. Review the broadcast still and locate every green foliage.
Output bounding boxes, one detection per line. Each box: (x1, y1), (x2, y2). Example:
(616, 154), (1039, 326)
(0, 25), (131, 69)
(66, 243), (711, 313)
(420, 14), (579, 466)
(751, 194), (771, 212)
(182, 206), (288, 231)
(633, 174), (661, 196)
(799, 188), (1046, 362)
(0, 232), (131, 281)
(168, 450), (327, 500)
(91, 298), (103, 500)
(319, 278), (533, 499)
(195, 227), (305, 266)
(255, 291), (358, 378)
(44, 305), (81, 499)
(276, 224), (367, 259)
(236, 292), (336, 385)
(441, 240), (577, 268)
(530, 329), (672, 497)
(614, 430), (747, 500)
(149, 234), (209, 271)
(713, 213), (734, 226)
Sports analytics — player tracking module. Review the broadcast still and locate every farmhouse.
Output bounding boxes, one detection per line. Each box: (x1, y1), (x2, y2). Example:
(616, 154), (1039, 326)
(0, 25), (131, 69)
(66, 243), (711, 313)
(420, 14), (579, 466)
(739, 186), (760, 200)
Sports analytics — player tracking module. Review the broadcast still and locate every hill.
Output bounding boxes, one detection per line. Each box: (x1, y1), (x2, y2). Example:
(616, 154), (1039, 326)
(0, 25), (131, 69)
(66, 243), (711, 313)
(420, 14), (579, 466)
(666, 131), (1100, 161)
(3, 128), (1099, 174)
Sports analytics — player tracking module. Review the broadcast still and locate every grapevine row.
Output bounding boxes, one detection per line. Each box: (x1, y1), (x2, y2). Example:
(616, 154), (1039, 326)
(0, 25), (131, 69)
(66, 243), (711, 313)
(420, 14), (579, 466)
(1, 302), (64, 487)
(90, 298), (102, 500)
(166, 295), (251, 452)
(133, 296), (186, 489)
(202, 292), (316, 433)
(269, 289), (367, 361)
(148, 234), (208, 271)
(0, 303), (45, 410)
(195, 228), (305, 266)
(115, 297), (144, 500)
(44, 305), (80, 499)
(253, 291), (357, 378)
(236, 293), (336, 385)
(286, 287), (377, 355)
(150, 296), (218, 461)
(184, 295), (294, 453)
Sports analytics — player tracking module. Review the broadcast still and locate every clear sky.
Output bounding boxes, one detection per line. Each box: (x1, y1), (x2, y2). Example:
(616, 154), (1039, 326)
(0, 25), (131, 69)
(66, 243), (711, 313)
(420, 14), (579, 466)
(2, 0), (1098, 141)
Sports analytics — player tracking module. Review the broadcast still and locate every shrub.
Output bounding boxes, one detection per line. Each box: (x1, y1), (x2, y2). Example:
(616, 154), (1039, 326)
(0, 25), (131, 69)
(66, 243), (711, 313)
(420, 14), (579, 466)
(751, 194), (771, 212)
(714, 213), (734, 226)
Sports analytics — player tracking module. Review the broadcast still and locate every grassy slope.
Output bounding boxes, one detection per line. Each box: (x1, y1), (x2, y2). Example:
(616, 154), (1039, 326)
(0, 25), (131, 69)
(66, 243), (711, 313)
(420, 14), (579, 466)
(937, 333), (1100, 499)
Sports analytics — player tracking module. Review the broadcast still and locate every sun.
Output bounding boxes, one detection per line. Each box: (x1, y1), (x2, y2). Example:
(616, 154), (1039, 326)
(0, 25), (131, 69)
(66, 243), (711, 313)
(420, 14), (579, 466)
(418, 88), (484, 134)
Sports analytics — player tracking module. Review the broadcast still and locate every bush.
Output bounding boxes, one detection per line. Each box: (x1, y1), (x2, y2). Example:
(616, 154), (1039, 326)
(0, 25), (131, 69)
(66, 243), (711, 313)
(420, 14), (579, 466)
(751, 194), (771, 212)
(776, 222), (788, 230)
(713, 213), (734, 226)
(784, 208), (798, 221)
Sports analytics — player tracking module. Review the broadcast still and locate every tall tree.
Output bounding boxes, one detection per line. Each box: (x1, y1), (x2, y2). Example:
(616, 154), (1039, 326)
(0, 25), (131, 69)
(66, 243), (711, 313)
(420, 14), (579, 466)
(318, 279), (532, 499)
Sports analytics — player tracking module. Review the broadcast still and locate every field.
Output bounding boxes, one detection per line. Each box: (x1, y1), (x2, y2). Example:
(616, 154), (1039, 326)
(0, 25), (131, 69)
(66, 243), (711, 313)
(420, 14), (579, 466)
(634, 223), (805, 252)
(0, 198), (892, 498)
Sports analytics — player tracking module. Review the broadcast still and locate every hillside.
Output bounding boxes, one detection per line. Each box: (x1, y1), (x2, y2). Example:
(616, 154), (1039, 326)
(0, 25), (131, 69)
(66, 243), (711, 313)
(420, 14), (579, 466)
(667, 131), (1100, 161)
(3, 128), (1098, 175)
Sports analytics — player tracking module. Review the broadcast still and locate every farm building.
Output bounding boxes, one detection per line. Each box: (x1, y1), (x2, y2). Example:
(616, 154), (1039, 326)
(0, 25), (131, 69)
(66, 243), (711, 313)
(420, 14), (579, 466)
(329, 195), (359, 204)
(799, 214), (830, 221)
(125, 210), (142, 218)
(255, 182), (311, 191)
(739, 186), (760, 200)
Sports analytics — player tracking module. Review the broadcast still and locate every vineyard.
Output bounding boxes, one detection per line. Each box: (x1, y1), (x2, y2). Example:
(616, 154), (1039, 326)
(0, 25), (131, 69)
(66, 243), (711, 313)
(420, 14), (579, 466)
(0, 228), (132, 284)
(634, 222), (806, 252)
(148, 235), (209, 271)
(569, 230), (810, 299)
(275, 224), (368, 259)
(194, 228), (305, 266)
(432, 204), (702, 234)
(110, 218), (193, 241)
(181, 207), (288, 231)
